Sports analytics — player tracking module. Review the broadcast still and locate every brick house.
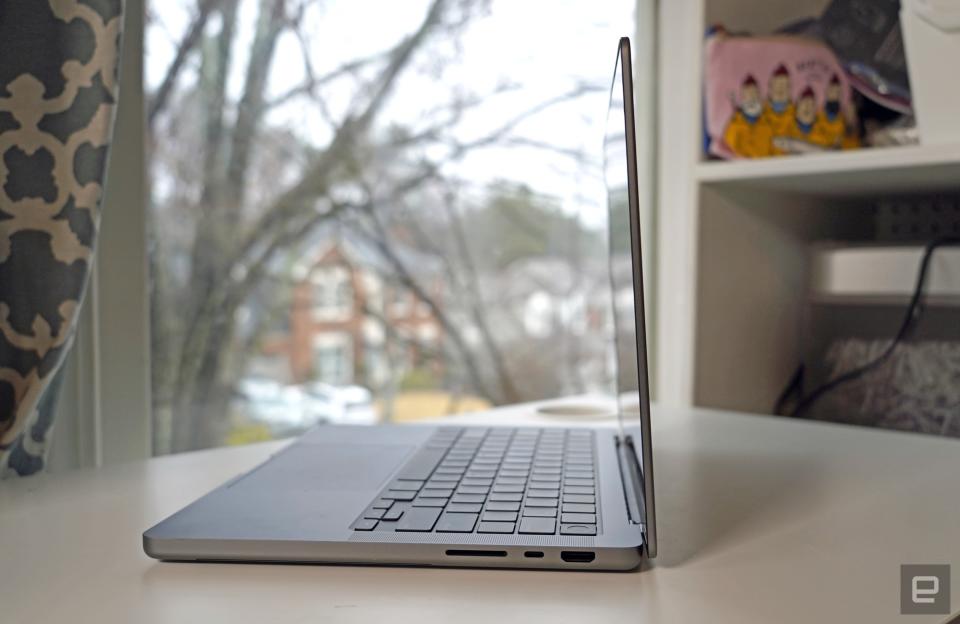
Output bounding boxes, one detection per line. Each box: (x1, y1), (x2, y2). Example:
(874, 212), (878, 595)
(260, 235), (444, 390)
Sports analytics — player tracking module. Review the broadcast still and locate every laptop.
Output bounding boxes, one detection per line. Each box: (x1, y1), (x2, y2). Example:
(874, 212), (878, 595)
(143, 37), (656, 571)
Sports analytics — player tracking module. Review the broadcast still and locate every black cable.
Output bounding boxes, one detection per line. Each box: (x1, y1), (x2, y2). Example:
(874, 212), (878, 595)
(778, 236), (960, 419)
(772, 363), (804, 416)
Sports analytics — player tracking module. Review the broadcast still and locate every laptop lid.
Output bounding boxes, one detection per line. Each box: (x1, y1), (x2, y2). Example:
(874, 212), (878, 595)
(604, 36), (656, 557)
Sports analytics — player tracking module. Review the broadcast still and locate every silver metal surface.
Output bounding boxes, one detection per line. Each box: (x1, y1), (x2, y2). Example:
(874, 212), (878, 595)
(144, 424), (644, 570)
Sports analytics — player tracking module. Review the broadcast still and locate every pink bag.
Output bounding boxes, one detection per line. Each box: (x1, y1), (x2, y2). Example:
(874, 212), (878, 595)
(704, 29), (860, 159)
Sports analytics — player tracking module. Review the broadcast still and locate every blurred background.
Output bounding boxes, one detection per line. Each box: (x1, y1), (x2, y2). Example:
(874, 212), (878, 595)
(44, 0), (960, 469)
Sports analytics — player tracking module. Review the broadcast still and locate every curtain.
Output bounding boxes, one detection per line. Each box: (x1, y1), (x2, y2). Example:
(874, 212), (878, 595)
(0, 0), (124, 477)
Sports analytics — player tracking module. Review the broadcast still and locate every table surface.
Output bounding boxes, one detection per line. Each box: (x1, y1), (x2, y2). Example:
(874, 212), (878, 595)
(3, 402), (960, 624)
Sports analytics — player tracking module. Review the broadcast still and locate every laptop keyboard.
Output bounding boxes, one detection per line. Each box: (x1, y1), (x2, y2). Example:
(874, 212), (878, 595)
(351, 427), (598, 536)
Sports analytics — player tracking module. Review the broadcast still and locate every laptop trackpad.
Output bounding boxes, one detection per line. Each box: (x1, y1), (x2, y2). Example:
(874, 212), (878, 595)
(232, 443), (413, 493)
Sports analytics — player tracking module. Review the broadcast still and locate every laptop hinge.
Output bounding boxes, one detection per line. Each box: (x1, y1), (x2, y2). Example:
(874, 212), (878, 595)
(615, 434), (646, 528)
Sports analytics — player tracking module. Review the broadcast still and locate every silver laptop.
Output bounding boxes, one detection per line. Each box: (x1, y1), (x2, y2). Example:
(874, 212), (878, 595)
(143, 37), (656, 571)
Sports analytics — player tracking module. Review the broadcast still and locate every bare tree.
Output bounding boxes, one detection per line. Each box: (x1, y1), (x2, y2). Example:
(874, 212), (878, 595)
(147, 0), (605, 452)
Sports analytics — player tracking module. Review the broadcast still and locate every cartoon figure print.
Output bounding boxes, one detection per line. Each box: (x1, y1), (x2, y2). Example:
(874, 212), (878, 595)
(721, 66), (858, 158)
(793, 86), (818, 139)
(763, 64), (795, 140)
(722, 74), (773, 158)
(812, 74), (858, 149)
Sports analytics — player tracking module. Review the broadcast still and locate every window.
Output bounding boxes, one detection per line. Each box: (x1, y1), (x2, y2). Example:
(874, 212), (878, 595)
(311, 266), (353, 321)
(144, 0), (637, 454)
(312, 333), (353, 386)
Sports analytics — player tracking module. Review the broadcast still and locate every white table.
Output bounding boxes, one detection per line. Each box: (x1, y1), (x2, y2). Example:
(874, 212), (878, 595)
(3, 404), (960, 623)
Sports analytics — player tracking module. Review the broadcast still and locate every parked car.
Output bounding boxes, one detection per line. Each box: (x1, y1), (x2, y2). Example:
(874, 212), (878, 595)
(233, 377), (379, 432)
(233, 377), (308, 430)
(302, 383), (379, 426)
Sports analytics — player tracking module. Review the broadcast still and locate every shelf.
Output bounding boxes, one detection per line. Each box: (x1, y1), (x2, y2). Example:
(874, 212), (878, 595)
(695, 143), (960, 197)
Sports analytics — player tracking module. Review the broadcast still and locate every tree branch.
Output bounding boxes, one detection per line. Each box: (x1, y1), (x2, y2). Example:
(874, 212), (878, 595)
(148, 0), (226, 126)
(350, 202), (502, 404)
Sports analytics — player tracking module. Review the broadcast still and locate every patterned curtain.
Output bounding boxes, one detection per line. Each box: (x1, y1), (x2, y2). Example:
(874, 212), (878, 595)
(0, 0), (123, 477)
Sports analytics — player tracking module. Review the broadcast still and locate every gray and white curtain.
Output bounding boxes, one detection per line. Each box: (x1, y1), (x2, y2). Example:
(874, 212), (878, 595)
(0, 0), (123, 477)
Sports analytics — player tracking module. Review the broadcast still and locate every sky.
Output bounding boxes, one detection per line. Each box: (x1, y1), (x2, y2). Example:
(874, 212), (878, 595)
(146, 0), (636, 230)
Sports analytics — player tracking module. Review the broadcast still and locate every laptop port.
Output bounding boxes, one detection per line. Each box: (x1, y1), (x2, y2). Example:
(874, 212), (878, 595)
(524, 551), (544, 558)
(445, 549), (507, 558)
(560, 551), (596, 563)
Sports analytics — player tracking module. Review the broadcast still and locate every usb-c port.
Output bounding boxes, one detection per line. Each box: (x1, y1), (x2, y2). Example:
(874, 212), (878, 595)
(524, 551), (544, 558)
(560, 551), (596, 563)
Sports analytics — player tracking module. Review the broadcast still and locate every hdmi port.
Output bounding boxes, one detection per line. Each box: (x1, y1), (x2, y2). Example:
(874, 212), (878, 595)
(561, 551), (596, 563)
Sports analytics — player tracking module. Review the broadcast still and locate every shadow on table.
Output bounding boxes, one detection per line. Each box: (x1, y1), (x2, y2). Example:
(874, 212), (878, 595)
(651, 444), (827, 568)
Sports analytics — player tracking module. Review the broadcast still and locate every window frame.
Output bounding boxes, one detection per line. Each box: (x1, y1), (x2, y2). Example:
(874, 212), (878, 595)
(50, 0), (150, 469)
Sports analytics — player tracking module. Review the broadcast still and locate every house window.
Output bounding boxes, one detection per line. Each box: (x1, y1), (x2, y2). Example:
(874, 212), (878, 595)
(313, 334), (354, 386)
(311, 266), (353, 321)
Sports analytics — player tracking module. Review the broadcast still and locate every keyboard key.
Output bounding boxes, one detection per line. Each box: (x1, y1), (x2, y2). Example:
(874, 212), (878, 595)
(466, 470), (496, 478)
(533, 469), (561, 477)
(486, 501), (520, 512)
(502, 462), (531, 470)
(372, 499), (393, 509)
(384, 490), (416, 501)
(353, 518), (378, 531)
(560, 524), (596, 536)
(563, 486), (594, 495)
(561, 513), (596, 524)
(397, 448), (447, 480)
(524, 498), (558, 508)
(457, 486), (489, 495)
(482, 511), (518, 522)
(489, 492), (522, 502)
(499, 470), (529, 478)
(519, 517), (556, 535)
(447, 503), (482, 513)
(436, 512), (478, 533)
(412, 498), (448, 507)
(530, 479), (560, 488)
(562, 494), (595, 504)
(522, 507), (557, 518)
(364, 508), (386, 519)
(493, 484), (524, 493)
(460, 478), (493, 487)
(428, 475), (460, 483)
(477, 521), (515, 534)
(390, 480), (424, 491)
(527, 488), (559, 498)
(494, 477), (527, 485)
(422, 488), (454, 498)
(396, 507), (443, 532)
(565, 471), (594, 479)
(533, 461), (562, 469)
(564, 478), (595, 487)
(382, 506), (404, 521)
(451, 494), (485, 504)
(562, 503), (596, 514)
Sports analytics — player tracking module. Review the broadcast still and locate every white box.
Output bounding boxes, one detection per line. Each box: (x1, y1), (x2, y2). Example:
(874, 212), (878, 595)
(810, 245), (960, 299)
(901, 1), (960, 145)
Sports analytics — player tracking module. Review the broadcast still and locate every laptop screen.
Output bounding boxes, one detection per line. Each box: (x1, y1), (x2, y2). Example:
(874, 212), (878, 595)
(603, 38), (650, 436)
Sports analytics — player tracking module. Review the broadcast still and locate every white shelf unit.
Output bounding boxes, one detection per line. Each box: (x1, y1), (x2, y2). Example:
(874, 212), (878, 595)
(653, 0), (960, 414)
